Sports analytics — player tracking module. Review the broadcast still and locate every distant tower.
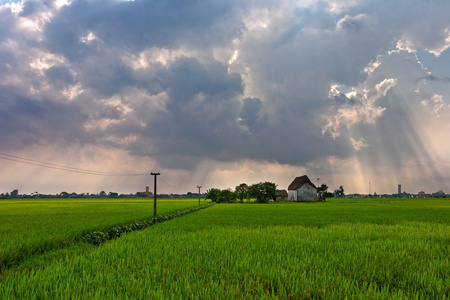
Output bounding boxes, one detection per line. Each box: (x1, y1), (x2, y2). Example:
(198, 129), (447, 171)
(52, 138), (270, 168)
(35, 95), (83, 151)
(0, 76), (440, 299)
(146, 186), (150, 197)
(398, 184), (401, 195)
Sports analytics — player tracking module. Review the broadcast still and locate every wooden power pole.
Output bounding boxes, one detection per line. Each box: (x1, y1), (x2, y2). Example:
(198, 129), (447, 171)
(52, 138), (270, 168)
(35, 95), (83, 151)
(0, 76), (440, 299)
(197, 185), (202, 206)
(151, 172), (160, 216)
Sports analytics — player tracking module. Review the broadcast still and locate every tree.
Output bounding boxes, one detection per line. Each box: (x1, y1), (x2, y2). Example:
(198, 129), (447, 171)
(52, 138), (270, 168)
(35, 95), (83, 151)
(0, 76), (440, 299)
(99, 191), (107, 197)
(249, 182), (277, 203)
(431, 190), (446, 198)
(334, 185), (345, 197)
(59, 191), (69, 198)
(135, 191), (147, 197)
(219, 189), (236, 203)
(317, 183), (329, 201)
(205, 188), (221, 202)
(235, 183), (249, 203)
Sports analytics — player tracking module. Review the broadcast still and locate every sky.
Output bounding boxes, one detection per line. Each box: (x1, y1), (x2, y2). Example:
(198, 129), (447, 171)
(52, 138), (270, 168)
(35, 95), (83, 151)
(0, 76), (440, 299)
(1, 0), (449, 195)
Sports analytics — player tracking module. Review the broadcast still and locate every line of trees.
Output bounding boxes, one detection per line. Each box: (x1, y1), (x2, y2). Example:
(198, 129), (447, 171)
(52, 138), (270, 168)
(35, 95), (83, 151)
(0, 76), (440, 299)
(205, 182), (277, 204)
(0, 191), (150, 199)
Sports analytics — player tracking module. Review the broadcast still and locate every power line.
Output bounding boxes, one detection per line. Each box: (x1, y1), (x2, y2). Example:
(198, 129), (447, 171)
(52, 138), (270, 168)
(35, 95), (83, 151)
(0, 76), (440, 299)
(0, 152), (148, 177)
(159, 174), (191, 190)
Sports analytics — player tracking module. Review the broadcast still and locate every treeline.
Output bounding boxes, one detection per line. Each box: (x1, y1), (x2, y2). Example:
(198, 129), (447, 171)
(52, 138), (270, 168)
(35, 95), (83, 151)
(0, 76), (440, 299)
(205, 182), (277, 203)
(0, 191), (150, 199)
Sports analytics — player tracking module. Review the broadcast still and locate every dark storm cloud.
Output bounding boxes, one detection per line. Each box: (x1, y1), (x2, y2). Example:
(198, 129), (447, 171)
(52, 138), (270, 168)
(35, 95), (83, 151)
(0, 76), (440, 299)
(418, 75), (450, 83)
(134, 56), (244, 168)
(338, 15), (365, 32)
(1, 0), (450, 193)
(275, 0), (335, 48)
(0, 48), (17, 73)
(1, 0), (357, 169)
(19, 0), (48, 17)
(81, 60), (136, 97)
(260, 99), (352, 166)
(44, 64), (76, 89)
(161, 57), (243, 107)
(98, 105), (122, 120)
(133, 56), (344, 169)
(43, 18), (99, 62)
(330, 93), (359, 107)
(0, 87), (87, 149)
(0, 5), (15, 41)
(44, 0), (243, 61)
(239, 97), (265, 133)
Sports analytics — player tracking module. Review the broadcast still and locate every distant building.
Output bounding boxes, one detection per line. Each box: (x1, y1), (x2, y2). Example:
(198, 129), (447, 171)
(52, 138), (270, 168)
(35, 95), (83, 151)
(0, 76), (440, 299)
(11, 189), (18, 197)
(288, 175), (317, 202)
(398, 184), (401, 195)
(275, 190), (288, 201)
(417, 191), (428, 198)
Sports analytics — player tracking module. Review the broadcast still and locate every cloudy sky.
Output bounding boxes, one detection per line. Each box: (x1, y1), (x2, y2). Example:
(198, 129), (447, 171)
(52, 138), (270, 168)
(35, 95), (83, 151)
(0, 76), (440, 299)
(1, 0), (449, 195)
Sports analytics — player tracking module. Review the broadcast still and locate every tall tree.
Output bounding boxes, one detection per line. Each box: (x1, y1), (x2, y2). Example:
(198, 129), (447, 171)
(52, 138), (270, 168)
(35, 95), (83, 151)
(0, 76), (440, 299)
(317, 183), (328, 201)
(249, 182), (277, 203)
(59, 191), (69, 198)
(205, 188), (221, 202)
(220, 189), (236, 203)
(235, 183), (249, 203)
(334, 185), (345, 197)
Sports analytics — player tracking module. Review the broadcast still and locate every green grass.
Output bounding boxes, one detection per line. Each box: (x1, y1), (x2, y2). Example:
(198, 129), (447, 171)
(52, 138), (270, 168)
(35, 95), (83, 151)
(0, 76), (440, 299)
(1, 198), (449, 299)
(0, 198), (207, 272)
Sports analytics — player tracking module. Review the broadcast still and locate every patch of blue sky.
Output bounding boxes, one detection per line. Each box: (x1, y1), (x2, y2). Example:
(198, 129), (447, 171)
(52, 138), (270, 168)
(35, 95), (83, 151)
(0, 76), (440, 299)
(416, 48), (450, 78)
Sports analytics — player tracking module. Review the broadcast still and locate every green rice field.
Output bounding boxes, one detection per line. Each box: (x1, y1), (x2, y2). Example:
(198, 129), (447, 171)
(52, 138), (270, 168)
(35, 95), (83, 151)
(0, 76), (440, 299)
(0, 198), (206, 272)
(1, 198), (449, 299)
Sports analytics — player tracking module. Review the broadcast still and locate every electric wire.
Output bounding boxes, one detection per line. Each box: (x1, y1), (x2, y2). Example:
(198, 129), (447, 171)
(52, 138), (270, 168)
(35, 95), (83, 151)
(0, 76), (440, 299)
(159, 175), (191, 190)
(0, 152), (148, 177)
(0, 152), (196, 190)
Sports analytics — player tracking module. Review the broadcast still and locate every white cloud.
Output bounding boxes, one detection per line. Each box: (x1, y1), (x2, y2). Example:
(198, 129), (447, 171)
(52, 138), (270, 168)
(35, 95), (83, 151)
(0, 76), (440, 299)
(322, 0), (359, 13)
(375, 78), (397, 97)
(422, 94), (450, 119)
(322, 77), (393, 138)
(228, 50), (239, 65)
(350, 137), (369, 151)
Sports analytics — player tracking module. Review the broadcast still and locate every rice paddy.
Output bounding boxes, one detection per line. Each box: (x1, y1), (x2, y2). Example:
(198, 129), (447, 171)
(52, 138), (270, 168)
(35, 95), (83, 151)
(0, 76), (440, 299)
(0, 198), (206, 272)
(1, 198), (449, 299)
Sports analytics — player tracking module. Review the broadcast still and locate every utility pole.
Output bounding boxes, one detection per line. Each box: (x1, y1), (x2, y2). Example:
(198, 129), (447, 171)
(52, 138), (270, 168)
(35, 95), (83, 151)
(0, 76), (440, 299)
(151, 172), (160, 216)
(197, 185), (202, 206)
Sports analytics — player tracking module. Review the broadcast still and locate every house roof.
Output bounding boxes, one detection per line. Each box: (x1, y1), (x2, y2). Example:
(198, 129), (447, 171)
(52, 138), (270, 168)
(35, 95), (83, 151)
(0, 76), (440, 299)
(288, 175), (316, 190)
(276, 189), (288, 196)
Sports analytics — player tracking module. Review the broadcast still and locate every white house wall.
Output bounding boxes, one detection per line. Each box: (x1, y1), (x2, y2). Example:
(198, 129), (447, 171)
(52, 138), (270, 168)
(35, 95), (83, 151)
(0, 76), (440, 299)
(288, 190), (297, 201)
(297, 184), (317, 202)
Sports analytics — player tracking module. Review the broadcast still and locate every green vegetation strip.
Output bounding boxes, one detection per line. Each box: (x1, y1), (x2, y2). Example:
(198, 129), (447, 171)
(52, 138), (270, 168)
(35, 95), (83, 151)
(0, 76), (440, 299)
(82, 203), (215, 245)
(1, 199), (448, 299)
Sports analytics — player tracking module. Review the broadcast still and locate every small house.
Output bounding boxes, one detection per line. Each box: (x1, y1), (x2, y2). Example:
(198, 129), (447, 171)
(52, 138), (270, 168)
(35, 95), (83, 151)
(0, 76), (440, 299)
(288, 175), (317, 202)
(275, 190), (288, 201)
